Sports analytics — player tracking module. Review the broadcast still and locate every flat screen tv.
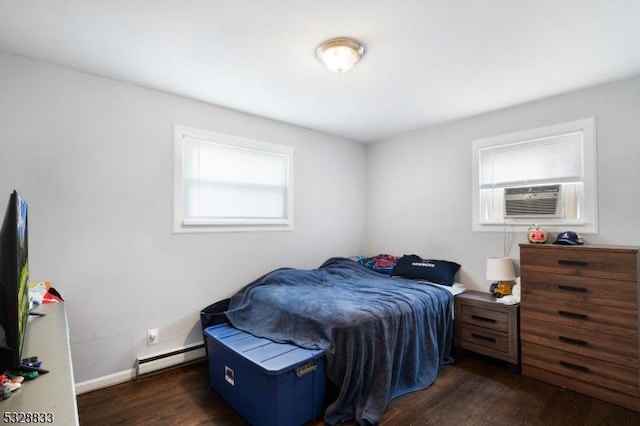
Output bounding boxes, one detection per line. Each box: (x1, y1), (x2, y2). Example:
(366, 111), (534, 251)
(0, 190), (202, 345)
(0, 190), (30, 372)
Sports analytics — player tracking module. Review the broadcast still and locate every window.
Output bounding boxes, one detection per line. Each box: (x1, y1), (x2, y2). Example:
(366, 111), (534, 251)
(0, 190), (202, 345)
(472, 118), (597, 233)
(173, 125), (293, 233)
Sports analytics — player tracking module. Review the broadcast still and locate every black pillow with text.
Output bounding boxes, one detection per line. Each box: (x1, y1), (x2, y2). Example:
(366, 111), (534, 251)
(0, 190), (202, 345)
(391, 254), (460, 286)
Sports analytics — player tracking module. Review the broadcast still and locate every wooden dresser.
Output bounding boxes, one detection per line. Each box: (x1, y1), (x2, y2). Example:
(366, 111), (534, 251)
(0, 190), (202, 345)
(519, 243), (639, 411)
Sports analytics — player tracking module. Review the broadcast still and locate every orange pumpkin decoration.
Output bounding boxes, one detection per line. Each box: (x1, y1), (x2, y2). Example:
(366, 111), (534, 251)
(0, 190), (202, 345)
(528, 225), (548, 244)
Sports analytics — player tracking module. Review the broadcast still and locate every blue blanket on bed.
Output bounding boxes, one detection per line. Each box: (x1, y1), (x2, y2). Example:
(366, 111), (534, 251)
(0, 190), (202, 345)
(226, 257), (454, 425)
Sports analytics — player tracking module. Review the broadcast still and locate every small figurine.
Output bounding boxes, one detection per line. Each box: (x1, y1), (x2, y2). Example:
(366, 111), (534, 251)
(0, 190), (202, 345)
(527, 224), (548, 244)
(497, 277), (521, 305)
(491, 282), (512, 298)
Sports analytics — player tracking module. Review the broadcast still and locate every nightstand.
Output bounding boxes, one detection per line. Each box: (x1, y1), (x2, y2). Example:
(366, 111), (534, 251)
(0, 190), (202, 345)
(454, 290), (520, 372)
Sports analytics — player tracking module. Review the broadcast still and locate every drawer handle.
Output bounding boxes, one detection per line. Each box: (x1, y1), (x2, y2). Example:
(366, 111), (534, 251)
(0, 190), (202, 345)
(470, 315), (496, 323)
(558, 310), (588, 320)
(558, 259), (588, 267)
(471, 333), (496, 343)
(557, 284), (587, 293)
(558, 335), (588, 347)
(295, 361), (317, 377)
(559, 360), (589, 373)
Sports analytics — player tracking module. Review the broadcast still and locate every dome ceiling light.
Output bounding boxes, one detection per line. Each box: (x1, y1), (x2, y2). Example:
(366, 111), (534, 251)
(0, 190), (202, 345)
(315, 37), (366, 73)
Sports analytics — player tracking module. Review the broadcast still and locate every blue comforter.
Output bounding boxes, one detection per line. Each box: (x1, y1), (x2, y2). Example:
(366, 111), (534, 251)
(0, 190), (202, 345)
(226, 257), (454, 425)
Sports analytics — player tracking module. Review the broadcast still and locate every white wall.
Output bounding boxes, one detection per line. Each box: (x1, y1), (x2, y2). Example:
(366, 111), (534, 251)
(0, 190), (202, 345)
(3, 48), (639, 388)
(0, 52), (366, 384)
(366, 75), (640, 291)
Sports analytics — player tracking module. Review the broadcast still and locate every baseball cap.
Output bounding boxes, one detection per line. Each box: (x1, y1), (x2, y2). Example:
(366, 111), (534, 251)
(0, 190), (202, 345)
(553, 231), (584, 245)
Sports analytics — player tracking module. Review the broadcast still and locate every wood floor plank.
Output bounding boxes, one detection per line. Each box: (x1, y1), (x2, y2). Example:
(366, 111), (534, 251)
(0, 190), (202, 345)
(77, 354), (639, 425)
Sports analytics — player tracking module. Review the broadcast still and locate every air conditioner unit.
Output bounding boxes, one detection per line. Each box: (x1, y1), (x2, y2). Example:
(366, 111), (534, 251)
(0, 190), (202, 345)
(504, 184), (560, 218)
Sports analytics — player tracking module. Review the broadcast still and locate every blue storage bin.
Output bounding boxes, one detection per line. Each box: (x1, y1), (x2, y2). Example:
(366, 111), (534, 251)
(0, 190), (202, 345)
(205, 324), (326, 426)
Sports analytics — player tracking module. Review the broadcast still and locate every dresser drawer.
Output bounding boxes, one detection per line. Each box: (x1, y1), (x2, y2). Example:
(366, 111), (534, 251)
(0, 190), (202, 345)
(522, 342), (639, 397)
(520, 245), (637, 281)
(459, 305), (509, 332)
(521, 270), (637, 310)
(521, 294), (637, 338)
(521, 318), (639, 367)
(522, 364), (640, 411)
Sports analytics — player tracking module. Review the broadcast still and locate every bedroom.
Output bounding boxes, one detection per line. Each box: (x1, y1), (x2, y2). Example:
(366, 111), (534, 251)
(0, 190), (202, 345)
(0, 1), (639, 424)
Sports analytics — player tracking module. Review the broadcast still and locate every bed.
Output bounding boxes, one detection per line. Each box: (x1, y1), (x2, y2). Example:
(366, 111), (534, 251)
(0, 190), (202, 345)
(225, 256), (462, 425)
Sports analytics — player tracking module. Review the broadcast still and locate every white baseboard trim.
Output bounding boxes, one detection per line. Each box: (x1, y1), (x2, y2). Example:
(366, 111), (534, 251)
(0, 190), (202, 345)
(75, 368), (136, 395)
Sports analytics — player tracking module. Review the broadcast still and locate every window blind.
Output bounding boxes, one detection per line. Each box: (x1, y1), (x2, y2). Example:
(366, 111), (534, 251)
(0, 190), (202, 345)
(479, 131), (584, 189)
(182, 138), (290, 225)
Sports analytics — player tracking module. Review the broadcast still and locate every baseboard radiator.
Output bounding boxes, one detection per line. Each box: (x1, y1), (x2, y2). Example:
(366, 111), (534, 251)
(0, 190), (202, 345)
(135, 342), (206, 378)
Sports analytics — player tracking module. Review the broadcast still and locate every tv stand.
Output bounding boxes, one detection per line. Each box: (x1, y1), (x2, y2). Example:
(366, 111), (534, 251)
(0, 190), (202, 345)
(1, 303), (78, 425)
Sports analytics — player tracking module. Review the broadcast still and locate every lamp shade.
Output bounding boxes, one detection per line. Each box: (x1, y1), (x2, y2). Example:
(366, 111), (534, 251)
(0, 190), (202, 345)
(486, 257), (516, 281)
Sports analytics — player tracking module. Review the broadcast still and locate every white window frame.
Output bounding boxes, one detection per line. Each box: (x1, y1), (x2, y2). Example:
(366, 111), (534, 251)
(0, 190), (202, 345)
(471, 117), (598, 233)
(173, 125), (294, 233)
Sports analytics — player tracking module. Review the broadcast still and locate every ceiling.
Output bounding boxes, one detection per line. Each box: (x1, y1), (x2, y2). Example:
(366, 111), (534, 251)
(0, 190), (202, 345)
(1, 1), (639, 143)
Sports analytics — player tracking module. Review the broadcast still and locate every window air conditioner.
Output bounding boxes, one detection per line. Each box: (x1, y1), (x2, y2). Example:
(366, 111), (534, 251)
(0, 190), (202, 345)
(504, 184), (560, 218)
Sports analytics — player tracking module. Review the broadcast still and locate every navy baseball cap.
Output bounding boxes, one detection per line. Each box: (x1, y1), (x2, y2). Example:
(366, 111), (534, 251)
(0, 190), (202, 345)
(553, 231), (584, 245)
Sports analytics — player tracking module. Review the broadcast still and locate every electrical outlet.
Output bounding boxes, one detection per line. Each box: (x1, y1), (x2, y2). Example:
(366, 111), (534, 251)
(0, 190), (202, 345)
(147, 328), (159, 346)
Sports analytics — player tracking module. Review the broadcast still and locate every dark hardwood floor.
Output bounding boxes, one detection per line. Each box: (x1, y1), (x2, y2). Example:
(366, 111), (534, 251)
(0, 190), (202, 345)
(77, 353), (640, 426)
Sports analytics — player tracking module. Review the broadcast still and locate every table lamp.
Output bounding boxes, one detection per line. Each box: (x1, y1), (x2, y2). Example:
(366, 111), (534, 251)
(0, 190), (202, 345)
(486, 257), (516, 298)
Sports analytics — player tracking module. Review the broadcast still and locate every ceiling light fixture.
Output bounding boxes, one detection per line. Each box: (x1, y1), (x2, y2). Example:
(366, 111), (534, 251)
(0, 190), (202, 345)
(316, 37), (366, 73)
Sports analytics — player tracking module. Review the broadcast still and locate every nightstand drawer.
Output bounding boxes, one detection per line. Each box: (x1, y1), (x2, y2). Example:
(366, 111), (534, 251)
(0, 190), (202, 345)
(459, 305), (508, 332)
(460, 324), (509, 353)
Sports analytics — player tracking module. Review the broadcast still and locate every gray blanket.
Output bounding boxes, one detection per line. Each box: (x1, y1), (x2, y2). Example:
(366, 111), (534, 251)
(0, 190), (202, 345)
(226, 257), (454, 425)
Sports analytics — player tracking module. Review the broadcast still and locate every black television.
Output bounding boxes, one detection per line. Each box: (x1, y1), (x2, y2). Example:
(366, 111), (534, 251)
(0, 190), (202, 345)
(0, 190), (30, 372)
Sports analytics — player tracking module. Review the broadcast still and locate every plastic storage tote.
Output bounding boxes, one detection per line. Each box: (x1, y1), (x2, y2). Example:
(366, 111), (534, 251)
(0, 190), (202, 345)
(204, 324), (325, 426)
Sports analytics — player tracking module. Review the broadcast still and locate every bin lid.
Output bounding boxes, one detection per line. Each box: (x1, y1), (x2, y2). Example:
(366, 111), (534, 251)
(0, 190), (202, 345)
(205, 324), (324, 375)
